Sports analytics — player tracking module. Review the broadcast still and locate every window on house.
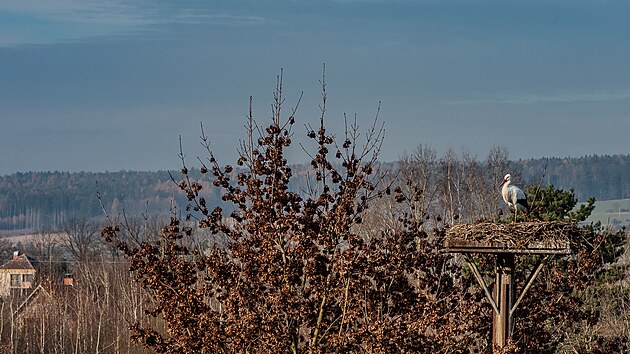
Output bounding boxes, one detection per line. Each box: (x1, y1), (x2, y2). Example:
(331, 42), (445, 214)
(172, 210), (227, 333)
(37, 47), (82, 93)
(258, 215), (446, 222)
(10, 274), (21, 287)
(9, 273), (33, 288)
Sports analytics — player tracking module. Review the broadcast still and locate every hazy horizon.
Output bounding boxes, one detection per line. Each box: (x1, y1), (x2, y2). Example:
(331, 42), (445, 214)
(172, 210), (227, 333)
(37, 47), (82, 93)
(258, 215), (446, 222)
(2, 151), (630, 177)
(2, 1), (629, 175)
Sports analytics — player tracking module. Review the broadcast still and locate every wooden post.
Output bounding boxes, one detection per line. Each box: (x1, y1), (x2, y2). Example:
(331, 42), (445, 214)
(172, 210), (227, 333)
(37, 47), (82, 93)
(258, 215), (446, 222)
(492, 253), (515, 348)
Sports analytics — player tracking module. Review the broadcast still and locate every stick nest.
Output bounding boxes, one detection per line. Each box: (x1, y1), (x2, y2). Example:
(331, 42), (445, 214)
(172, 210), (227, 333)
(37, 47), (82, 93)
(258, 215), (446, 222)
(446, 221), (580, 248)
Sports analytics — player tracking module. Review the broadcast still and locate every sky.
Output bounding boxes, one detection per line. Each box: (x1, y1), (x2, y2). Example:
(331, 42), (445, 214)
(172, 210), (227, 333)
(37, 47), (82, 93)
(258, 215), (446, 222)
(1, 0), (629, 175)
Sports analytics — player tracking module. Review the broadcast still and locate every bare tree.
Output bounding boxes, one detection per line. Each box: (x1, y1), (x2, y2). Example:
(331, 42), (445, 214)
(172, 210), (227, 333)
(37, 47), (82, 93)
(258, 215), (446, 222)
(59, 218), (103, 262)
(0, 238), (13, 262)
(485, 144), (511, 220)
(438, 147), (463, 225)
(398, 144), (439, 230)
(25, 230), (64, 278)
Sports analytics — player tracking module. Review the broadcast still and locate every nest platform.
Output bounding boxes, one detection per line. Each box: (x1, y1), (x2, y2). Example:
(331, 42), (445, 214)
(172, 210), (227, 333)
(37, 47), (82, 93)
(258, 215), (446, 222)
(443, 221), (579, 255)
(442, 221), (580, 348)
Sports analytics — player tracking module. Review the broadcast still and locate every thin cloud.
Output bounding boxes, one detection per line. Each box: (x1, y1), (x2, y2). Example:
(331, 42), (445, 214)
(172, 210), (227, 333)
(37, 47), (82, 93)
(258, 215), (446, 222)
(447, 90), (630, 105)
(0, 1), (153, 26)
(169, 12), (266, 26)
(0, 1), (265, 46)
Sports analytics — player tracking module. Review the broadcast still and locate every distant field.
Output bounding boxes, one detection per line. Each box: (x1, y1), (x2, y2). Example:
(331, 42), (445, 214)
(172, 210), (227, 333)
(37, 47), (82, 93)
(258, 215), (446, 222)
(0, 232), (65, 245)
(0, 228), (35, 238)
(584, 198), (630, 228)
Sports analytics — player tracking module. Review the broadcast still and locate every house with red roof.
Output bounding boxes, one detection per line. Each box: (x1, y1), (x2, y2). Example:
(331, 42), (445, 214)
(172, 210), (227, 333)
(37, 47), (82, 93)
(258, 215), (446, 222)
(0, 251), (36, 297)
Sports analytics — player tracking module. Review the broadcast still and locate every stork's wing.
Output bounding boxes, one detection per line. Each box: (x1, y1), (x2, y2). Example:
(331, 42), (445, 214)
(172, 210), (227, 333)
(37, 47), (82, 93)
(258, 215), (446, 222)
(514, 187), (529, 211)
(515, 187), (526, 200)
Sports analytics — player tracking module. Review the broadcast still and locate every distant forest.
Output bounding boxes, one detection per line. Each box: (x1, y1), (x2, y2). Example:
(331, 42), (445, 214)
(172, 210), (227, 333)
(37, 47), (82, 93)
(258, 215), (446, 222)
(518, 154), (630, 201)
(1, 153), (628, 232)
(0, 170), (183, 231)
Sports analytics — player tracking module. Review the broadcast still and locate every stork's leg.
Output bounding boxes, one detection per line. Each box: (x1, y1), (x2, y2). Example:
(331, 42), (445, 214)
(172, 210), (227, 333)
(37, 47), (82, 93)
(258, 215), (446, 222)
(513, 208), (517, 223)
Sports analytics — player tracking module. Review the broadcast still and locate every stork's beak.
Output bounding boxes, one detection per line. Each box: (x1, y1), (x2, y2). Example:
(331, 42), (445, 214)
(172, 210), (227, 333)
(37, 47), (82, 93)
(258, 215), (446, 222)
(499, 179), (506, 188)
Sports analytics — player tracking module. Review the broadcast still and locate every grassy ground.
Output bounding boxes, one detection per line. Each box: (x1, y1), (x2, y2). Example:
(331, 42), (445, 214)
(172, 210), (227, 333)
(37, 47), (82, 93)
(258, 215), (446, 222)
(584, 198), (630, 229)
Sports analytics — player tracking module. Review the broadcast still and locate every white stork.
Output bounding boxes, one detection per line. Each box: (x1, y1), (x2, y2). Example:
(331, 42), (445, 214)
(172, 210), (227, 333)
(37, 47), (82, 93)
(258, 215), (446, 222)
(499, 174), (529, 223)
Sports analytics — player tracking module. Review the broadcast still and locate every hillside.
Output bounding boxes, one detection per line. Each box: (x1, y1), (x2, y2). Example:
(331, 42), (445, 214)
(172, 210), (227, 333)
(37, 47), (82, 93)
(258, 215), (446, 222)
(0, 170), (189, 232)
(1, 154), (628, 233)
(517, 154), (630, 201)
(584, 198), (630, 228)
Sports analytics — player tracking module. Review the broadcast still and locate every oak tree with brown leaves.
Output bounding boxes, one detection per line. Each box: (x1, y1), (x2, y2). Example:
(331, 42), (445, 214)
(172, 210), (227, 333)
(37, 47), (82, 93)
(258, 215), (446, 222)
(102, 72), (485, 353)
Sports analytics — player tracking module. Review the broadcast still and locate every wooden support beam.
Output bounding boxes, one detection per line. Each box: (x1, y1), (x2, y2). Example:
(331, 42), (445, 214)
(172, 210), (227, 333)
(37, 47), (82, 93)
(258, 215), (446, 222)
(460, 251), (558, 350)
(510, 256), (549, 317)
(464, 254), (499, 315)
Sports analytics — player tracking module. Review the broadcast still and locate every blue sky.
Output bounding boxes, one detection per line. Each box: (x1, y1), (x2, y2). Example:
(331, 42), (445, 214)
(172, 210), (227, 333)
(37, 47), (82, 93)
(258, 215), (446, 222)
(1, 0), (629, 175)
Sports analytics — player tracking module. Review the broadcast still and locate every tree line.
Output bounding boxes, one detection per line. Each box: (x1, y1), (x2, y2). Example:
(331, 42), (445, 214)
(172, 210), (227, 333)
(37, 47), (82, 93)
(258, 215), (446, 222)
(0, 171), (192, 232)
(2, 153), (629, 233)
(518, 154), (630, 201)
